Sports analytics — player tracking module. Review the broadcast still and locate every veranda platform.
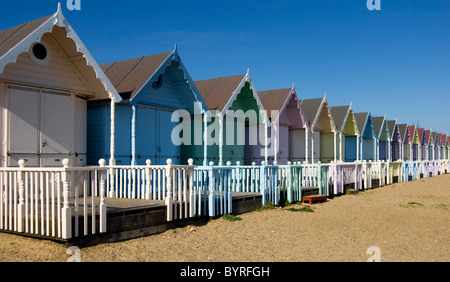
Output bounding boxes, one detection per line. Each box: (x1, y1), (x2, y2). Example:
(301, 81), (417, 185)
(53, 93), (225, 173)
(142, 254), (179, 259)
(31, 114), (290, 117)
(1, 192), (261, 246)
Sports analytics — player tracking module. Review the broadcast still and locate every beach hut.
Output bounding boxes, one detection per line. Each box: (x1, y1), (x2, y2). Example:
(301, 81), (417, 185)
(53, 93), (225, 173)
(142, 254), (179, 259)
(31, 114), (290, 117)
(372, 115), (391, 161)
(257, 85), (309, 165)
(439, 134), (447, 160)
(423, 130), (431, 161)
(329, 105), (359, 162)
(408, 125), (419, 161)
(416, 128), (425, 161)
(300, 95), (337, 163)
(195, 71), (269, 166)
(447, 136), (450, 161)
(387, 120), (402, 161)
(354, 112), (377, 161)
(398, 124), (412, 161)
(88, 48), (209, 166)
(429, 132), (436, 160)
(436, 133), (442, 160)
(0, 4), (121, 167)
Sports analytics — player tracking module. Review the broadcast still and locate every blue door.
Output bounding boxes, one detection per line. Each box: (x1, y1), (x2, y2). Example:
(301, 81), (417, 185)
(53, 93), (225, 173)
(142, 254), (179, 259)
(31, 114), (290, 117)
(114, 105), (132, 165)
(345, 136), (357, 162)
(158, 110), (179, 165)
(137, 106), (157, 165)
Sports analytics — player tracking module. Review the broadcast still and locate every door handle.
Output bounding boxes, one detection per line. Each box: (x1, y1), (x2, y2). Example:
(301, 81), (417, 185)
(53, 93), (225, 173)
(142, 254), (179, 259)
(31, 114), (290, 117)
(42, 140), (48, 147)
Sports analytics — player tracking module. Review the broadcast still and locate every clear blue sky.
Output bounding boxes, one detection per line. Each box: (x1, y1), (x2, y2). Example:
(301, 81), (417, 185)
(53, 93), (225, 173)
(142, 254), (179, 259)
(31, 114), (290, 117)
(1, 0), (449, 135)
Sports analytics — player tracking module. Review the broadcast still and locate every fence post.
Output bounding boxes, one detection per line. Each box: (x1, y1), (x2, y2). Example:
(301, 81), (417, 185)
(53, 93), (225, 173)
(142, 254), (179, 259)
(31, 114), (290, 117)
(317, 162), (322, 195)
(188, 158), (195, 217)
(99, 159), (107, 233)
(226, 161), (232, 214)
(109, 165), (116, 198)
(145, 159), (152, 200)
(165, 159), (173, 221)
(251, 162), (256, 193)
(272, 161), (279, 206)
(208, 161), (215, 217)
(236, 161), (241, 193)
(61, 159), (72, 239)
(286, 161), (293, 204)
(260, 161), (267, 206)
(17, 160), (25, 233)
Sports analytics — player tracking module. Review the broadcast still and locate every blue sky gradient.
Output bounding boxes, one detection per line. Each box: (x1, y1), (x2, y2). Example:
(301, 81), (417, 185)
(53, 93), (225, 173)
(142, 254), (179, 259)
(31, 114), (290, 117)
(1, 0), (449, 134)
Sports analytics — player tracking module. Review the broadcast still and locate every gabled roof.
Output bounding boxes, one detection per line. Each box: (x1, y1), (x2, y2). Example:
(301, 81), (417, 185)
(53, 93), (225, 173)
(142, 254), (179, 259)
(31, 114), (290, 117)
(195, 74), (246, 112)
(354, 112), (369, 136)
(387, 120), (397, 137)
(300, 96), (336, 132)
(416, 128), (425, 145)
(430, 132), (437, 146)
(258, 88), (291, 119)
(372, 116), (386, 139)
(330, 105), (351, 133)
(0, 3), (121, 102)
(101, 51), (172, 99)
(194, 71), (269, 123)
(257, 85), (309, 129)
(424, 130), (431, 146)
(440, 134), (447, 147)
(101, 48), (208, 114)
(398, 124), (408, 143)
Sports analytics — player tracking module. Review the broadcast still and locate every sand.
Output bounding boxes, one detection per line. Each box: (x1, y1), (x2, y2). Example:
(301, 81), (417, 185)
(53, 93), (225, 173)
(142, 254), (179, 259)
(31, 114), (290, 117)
(0, 174), (449, 263)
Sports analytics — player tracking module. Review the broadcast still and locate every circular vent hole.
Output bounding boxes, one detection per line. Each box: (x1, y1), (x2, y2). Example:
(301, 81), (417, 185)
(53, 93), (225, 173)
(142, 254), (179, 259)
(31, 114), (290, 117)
(32, 43), (48, 60)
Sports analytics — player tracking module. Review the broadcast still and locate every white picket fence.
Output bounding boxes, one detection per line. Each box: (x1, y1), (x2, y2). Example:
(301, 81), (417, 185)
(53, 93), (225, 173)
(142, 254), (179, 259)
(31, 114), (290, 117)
(1, 157), (448, 240)
(107, 159), (196, 221)
(0, 159), (108, 240)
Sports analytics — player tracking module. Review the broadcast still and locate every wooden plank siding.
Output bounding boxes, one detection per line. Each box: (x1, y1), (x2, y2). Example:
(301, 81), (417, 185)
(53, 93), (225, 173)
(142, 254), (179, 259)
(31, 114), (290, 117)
(88, 49), (209, 166)
(330, 105), (359, 162)
(300, 96), (337, 164)
(354, 112), (377, 162)
(195, 72), (269, 166)
(0, 7), (120, 168)
(257, 86), (309, 165)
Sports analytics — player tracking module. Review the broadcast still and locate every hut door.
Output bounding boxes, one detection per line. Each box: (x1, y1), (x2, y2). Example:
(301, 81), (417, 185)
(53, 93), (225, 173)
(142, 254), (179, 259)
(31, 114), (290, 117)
(158, 110), (179, 165)
(8, 86), (72, 167)
(8, 86), (40, 166)
(40, 90), (71, 166)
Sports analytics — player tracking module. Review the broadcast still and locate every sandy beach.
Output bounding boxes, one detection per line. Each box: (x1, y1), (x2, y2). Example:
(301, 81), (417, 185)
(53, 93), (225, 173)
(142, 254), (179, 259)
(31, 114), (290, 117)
(0, 174), (449, 263)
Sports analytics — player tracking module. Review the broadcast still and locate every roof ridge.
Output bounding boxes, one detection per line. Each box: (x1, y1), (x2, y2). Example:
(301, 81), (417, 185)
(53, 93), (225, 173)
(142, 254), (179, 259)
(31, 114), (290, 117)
(203, 77), (220, 101)
(113, 56), (145, 88)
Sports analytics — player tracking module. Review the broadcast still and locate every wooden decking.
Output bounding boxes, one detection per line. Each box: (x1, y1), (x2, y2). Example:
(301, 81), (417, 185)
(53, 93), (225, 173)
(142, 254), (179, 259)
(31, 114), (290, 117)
(67, 192), (262, 246)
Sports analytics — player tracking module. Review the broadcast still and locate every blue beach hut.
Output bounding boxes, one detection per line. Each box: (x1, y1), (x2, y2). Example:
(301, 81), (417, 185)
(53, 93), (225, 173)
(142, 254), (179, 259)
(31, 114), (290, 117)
(87, 48), (209, 165)
(354, 112), (377, 161)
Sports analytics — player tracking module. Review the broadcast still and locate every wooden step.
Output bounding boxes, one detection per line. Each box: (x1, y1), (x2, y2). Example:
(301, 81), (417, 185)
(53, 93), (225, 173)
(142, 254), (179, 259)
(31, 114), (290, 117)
(302, 195), (327, 205)
(302, 186), (319, 196)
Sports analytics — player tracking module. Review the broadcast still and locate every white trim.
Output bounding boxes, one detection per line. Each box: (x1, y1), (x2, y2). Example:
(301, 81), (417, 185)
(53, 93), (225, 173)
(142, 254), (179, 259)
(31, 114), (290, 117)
(0, 3), (121, 103)
(29, 40), (52, 65)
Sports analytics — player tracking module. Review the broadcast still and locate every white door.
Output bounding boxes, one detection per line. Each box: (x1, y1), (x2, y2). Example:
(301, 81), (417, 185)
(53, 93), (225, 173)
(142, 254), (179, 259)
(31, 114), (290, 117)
(8, 86), (40, 166)
(40, 89), (71, 166)
(8, 86), (74, 167)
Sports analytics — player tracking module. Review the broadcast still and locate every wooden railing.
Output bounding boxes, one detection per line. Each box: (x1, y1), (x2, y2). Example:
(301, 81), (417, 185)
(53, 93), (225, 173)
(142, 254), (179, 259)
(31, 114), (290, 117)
(0, 159), (108, 240)
(106, 159), (196, 221)
(1, 157), (448, 240)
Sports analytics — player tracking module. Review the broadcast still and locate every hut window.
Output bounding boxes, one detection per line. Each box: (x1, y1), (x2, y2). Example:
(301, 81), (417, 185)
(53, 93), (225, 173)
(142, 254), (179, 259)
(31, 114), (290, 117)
(30, 41), (51, 65)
